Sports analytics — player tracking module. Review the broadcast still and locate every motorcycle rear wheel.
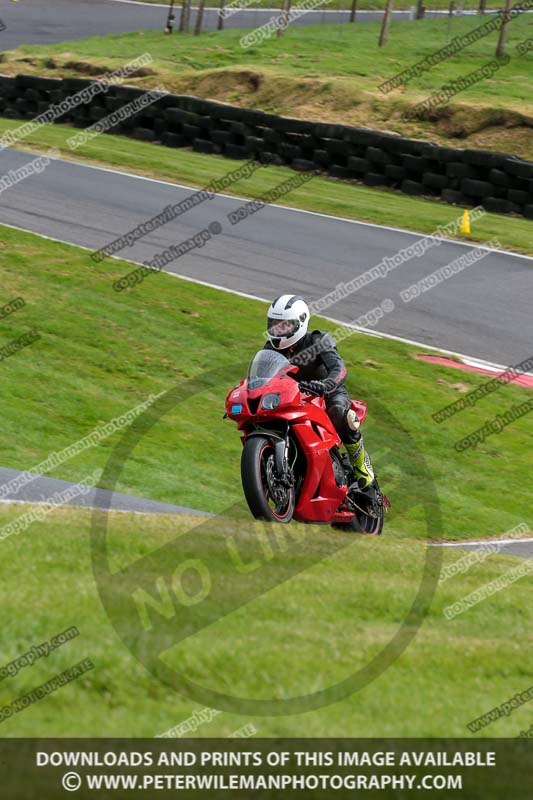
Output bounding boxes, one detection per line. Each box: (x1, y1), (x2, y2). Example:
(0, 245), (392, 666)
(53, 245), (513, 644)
(241, 436), (295, 522)
(349, 505), (384, 535)
(335, 483), (385, 535)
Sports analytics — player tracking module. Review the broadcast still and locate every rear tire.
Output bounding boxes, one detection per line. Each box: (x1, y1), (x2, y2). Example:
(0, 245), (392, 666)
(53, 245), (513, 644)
(349, 504), (384, 535)
(333, 509), (384, 535)
(335, 483), (385, 535)
(241, 436), (295, 522)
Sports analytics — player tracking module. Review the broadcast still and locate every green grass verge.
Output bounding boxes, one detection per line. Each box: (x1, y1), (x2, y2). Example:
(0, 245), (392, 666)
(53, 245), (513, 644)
(0, 223), (531, 536)
(0, 503), (532, 737)
(2, 119), (532, 255)
(3, 17), (532, 156)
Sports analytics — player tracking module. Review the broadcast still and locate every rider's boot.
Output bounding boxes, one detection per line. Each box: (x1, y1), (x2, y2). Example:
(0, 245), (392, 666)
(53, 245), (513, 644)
(345, 439), (374, 487)
(345, 440), (379, 512)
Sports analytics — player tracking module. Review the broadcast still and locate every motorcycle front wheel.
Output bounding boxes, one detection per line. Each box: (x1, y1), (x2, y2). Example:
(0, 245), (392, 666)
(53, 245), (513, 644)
(241, 436), (295, 522)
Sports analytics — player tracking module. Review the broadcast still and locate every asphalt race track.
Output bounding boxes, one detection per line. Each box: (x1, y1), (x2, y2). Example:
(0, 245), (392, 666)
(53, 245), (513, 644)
(433, 538), (533, 559)
(0, 466), (210, 515)
(0, 0), (478, 50)
(0, 148), (531, 366)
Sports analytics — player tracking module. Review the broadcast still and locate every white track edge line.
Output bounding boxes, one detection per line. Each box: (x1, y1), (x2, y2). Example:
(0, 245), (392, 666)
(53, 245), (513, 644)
(0, 496), (197, 516)
(1, 220), (522, 372)
(432, 537), (533, 546)
(108, 0), (499, 12)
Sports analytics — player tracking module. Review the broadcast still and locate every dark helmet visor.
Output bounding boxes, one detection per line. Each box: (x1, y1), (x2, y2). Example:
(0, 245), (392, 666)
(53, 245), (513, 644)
(267, 317), (300, 339)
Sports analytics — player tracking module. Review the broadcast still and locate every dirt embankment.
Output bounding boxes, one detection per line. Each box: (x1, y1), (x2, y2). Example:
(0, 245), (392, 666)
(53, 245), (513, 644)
(2, 54), (532, 160)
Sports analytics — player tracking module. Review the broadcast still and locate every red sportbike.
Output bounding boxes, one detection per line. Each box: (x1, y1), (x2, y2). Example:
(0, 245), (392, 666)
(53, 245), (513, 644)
(225, 350), (389, 534)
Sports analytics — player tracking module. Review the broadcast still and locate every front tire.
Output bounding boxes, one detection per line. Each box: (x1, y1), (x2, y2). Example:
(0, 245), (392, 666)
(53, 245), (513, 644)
(241, 436), (295, 522)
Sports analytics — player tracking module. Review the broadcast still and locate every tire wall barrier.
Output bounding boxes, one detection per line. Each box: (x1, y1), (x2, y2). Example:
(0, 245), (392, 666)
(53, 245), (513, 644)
(1, 74), (532, 218)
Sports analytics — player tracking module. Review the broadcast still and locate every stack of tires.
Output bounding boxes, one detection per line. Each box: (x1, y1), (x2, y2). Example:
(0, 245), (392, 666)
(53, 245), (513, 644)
(0, 74), (531, 218)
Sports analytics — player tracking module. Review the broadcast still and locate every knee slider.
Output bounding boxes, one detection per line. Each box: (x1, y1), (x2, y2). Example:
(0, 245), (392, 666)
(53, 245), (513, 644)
(347, 409), (360, 431)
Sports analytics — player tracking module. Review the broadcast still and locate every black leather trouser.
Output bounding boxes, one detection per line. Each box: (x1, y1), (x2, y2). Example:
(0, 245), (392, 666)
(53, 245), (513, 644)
(325, 387), (361, 446)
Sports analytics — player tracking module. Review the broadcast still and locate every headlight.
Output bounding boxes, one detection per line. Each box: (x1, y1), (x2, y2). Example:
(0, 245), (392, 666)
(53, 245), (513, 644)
(261, 393), (280, 410)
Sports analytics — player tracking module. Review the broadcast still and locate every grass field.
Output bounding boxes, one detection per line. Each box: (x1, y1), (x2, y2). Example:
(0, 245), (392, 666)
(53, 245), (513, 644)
(0, 224), (531, 737)
(0, 502), (532, 738)
(2, 16), (532, 156)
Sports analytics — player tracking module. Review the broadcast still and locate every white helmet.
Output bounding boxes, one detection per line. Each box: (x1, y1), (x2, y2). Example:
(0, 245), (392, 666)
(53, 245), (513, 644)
(266, 294), (310, 350)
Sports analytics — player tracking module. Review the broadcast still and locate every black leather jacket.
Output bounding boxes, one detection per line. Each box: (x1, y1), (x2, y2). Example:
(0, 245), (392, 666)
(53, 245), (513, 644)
(265, 330), (347, 396)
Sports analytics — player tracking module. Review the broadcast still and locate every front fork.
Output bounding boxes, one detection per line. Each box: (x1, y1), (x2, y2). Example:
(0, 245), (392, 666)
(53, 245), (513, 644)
(274, 424), (294, 488)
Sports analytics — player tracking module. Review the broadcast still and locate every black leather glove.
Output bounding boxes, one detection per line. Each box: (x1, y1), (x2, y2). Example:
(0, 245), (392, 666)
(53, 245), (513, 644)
(299, 380), (327, 396)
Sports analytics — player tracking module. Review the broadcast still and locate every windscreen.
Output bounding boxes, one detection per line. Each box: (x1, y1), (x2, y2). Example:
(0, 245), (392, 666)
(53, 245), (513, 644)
(247, 350), (289, 390)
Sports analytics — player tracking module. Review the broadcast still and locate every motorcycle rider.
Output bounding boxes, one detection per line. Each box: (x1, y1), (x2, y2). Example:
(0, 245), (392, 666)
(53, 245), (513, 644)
(265, 294), (377, 506)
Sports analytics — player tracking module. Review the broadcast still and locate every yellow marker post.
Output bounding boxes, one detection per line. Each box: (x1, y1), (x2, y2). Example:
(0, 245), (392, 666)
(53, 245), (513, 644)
(460, 210), (471, 234)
